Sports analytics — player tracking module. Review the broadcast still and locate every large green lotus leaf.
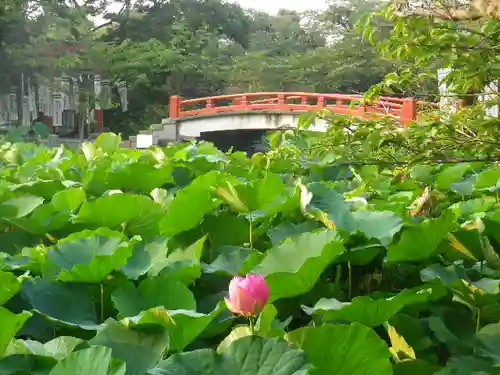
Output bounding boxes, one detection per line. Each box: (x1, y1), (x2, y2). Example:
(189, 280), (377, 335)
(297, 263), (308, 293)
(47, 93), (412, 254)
(121, 237), (168, 280)
(51, 187), (86, 212)
(0, 354), (56, 375)
(8, 180), (66, 200)
(435, 163), (472, 190)
(476, 322), (500, 365)
(75, 194), (164, 238)
(147, 336), (312, 375)
(303, 285), (446, 327)
(203, 246), (263, 276)
(94, 132), (122, 152)
(89, 320), (169, 375)
(393, 360), (440, 375)
(434, 356), (497, 375)
(233, 173), (285, 212)
(483, 211), (500, 245)
(440, 229), (483, 262)
(10, 203), (71, 234)
(252, 230), (344, 302)
(336, 244), (383, 266)
(151, 236), (206, 284)
(286, 323), (393, 375)
(0, 228), (41, 255)
(112, 275), (196, 317)
(5, 336), (82, 360)
(20, 278), (99, 329)
(159, 171), (223, 237)
(226, 173), (298, 219)
(303, 183), (403, 245)
(44, 228), (135, 283)
(0, 307), (32, 356)
(0, 271), (22, 305)
(449, 197), (496, 219)
(48, 345), (125, 375)
(267, 221), (321, 246)
(475, 167), (500, 191)
(302, 182), (357, 232)
(0, 196), (44, 220)
(389, 314), (434, 352)
(126, 304), (223, 352)
(201, 213), (249, 247)
(351, 210), (403, 246)
(92, 162), (174, 196)
(421, 264), (500, 307)
(387, 211), (456, 262)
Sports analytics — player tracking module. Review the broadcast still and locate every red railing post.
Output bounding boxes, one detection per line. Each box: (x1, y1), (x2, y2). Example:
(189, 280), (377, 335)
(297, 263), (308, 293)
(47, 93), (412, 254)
(358, 102), (367, 117)
(240, 95), (248, 109)
(169, 95), (182, 118)
(317, 96), (325, 108)
(278, 94), (285, 105)
(402, 98), (417, 125)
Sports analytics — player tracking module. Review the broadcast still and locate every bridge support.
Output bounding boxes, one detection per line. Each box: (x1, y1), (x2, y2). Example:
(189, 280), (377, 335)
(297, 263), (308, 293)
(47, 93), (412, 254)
(200, 129), (267, 154)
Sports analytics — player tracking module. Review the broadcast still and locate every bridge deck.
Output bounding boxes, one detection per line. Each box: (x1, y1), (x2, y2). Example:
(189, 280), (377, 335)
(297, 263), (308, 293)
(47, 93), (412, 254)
(169, 92), (432, 125)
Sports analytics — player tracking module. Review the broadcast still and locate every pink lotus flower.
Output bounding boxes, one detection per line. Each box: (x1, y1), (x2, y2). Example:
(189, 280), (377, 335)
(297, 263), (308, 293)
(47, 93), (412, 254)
(225, 274), (270, 317)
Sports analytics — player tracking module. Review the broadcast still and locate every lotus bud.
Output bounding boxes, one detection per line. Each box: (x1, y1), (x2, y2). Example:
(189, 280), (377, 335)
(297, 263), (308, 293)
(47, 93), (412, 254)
(225, 274), (270, 317)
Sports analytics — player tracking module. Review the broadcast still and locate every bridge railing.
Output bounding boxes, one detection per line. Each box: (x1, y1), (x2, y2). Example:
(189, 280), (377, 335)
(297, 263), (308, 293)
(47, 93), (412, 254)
(169, 92), (421, 124)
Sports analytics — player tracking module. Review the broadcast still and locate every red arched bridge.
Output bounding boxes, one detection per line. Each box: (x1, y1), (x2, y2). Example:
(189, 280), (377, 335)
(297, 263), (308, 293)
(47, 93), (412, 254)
(169, 92), (421, 125)
(139, 92), (433, 148)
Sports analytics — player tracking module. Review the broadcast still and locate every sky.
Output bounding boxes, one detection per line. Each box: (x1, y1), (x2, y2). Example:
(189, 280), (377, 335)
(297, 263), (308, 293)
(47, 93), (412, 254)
(95, 0), (329, 27)
(229, 0), (328, 14)
(104, 0), (329, 16)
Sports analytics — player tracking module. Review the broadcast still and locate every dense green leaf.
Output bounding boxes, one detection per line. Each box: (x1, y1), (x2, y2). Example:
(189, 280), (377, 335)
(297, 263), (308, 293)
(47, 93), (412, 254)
(0, 196), (44, 220)
(126, 305), (222, 352)
(48, 346), (125, 375)
(112, 275), (196, 317)
(89, 320), (169, 375)
(20, 278), (98, 329)
(203, 246), (262, 276)
(302, 182), (357, 232)
(0, 307), (32, 357)
(303, 285), (446, 326)
(152, 236), (206, 284)
(352, 210), (403, 246)
(94, 133), (122, 152)
(121, 237), (168, 280)
(253, 230), (344, 302)
(44, 228), (136, 283)
(0, 271), (22, 305)
(387, 211), (456, 262)
(51, 187), (86, 212)
(286, 323), (392, 375)
(159, 172), (223, 236)
(147, 336), (312, 375)
(75, 194), (164, 238)
(5, 336), (82, 359)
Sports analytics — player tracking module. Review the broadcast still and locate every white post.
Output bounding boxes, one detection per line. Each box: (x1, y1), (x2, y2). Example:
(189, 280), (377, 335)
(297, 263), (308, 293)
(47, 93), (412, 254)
(437, 68), (457, 115)
(479, 81), (499, 118)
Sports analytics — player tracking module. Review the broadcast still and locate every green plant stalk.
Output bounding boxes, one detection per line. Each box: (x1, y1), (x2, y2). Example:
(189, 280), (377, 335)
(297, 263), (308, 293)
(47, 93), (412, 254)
(476, 307), (481, 333)
(249, 214), (254, 249)
(348, 261), (352, 300)
(100, 283), (104, 323)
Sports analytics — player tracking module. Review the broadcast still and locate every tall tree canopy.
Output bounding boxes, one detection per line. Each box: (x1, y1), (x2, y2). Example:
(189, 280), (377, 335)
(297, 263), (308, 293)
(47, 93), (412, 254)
(0, 0), (396, 135)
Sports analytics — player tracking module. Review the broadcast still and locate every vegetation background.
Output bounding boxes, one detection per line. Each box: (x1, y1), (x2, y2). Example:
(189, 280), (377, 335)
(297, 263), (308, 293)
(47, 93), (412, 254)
(0, 0), (403, 136)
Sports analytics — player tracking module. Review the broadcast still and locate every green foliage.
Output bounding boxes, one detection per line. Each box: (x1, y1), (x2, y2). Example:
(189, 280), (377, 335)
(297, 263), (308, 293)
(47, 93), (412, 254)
(0, 132), (499, 374)
(0, 0), (394, 136)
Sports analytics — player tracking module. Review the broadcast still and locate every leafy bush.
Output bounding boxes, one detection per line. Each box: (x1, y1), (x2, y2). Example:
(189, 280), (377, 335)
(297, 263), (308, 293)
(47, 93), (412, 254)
(1, 132), (500, 374)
